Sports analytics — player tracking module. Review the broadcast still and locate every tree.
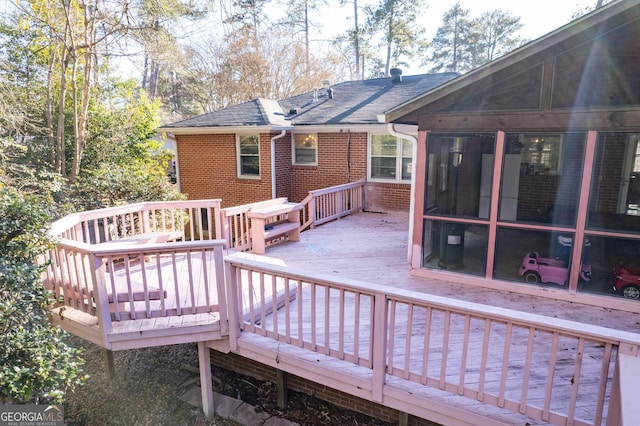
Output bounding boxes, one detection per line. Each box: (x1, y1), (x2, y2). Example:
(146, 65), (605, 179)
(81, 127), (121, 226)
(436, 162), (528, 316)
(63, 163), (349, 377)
(364, 0), (429, 76)
(428, 2), (472, 73)
(0, 187), (86, 403)
(157, 28), (342, 116)
(428, 4), (523, 73)
(472, 10), (523, 64)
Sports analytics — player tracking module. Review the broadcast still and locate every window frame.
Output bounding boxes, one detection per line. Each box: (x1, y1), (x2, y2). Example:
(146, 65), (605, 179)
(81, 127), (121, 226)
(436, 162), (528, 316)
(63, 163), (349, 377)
(292, 133), (318, 166)
(367, 134), (413, 183)
(518, 133), (564, 175)
(236, 134), (261, 179)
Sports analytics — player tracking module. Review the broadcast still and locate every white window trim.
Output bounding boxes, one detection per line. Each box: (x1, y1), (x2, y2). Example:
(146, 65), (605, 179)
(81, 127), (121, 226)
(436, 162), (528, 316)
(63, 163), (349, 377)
(292, 133), (318, 166)
(236, 134), (261, 179)
(519, 133), (564, 175)
(367, 134), (413, 183)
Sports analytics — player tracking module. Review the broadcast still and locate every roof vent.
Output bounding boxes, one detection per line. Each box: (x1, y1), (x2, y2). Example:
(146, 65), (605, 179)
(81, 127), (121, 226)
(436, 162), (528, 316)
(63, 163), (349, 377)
(327, 88), (334, 99)
(390, 68), (403, 84)
(289, 108), (300, 115)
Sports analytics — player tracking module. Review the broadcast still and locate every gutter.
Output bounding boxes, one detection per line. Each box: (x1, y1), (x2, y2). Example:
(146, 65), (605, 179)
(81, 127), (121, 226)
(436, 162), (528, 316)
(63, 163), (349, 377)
(386, 122), (418, 264)
(270, 130), (288, 199)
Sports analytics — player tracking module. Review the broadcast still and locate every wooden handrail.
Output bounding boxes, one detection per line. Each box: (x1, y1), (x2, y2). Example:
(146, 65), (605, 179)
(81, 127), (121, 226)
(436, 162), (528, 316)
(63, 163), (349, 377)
(224, 252), (640, 426)
(300, 180), (365, 231)
(49, 199), (222, 244)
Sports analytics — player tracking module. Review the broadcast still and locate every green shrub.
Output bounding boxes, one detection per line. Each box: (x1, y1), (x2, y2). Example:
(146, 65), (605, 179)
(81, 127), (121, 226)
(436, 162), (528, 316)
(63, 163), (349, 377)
(0, 187), (86, 403)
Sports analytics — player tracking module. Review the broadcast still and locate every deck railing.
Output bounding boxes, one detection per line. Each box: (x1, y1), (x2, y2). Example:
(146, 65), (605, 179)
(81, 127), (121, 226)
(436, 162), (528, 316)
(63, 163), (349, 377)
(43, 200), (227, 345)
(49, 199), (223, 244)
(300, 180), (365, 230)
(221, 181), (365, 251)
(224, 253), (640, 426)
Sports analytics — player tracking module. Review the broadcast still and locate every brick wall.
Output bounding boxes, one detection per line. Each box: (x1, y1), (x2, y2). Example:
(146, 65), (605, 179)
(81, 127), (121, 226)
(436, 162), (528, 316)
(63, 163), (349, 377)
(210, 350), (438, 426)
(177, 131), (411, 211)
(289, 132), (368, 203)
(176, 133), (273, 207)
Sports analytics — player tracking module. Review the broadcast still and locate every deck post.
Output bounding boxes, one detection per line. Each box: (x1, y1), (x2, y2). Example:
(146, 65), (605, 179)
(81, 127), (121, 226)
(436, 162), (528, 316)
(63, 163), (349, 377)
(276, 369), (288, 409)
(224, 260), (241, 351)
(371, 292), (388, 403)
(103, 349), (115, 381)
(198, 342), (214, 419)
(398, 411), (409, 426)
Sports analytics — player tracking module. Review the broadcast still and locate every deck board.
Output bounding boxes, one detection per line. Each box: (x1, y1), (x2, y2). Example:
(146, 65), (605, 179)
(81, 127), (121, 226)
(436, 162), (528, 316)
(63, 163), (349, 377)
(52, 210), (640, 424)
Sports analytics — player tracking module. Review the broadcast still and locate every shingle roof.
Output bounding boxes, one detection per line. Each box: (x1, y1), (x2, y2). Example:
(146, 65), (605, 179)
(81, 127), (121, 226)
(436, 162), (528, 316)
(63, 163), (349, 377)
(161, 98), (289, 129)
(281, 73), (458, 125)
(161, 72), (459, 130)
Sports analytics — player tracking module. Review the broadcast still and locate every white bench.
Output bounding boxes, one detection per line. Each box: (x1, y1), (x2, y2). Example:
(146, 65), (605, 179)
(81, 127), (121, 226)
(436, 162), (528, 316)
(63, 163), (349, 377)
(248, 200), (303, 254)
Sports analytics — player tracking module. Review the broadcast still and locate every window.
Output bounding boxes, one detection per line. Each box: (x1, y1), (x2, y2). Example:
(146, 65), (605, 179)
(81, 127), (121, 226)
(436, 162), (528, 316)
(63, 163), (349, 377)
(369, 134), (413, 182)
(518, 134), (563, 175)
(293, 133), (317, 165)
(237, 134), (260, 178)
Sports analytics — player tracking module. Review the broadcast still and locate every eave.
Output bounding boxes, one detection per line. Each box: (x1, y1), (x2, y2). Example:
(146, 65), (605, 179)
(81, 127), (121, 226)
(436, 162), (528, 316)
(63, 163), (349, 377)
(157, 124), (293, 136)
(382, 0), (640, 124)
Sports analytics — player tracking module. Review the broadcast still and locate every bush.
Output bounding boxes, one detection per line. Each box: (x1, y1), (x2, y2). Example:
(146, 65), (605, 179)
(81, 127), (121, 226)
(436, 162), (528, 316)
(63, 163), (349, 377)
(0, 187), (86, 403)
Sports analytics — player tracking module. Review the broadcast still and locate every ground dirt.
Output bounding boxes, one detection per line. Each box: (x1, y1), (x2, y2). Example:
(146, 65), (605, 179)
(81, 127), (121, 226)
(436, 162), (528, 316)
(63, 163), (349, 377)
(64, 337), (393, 426)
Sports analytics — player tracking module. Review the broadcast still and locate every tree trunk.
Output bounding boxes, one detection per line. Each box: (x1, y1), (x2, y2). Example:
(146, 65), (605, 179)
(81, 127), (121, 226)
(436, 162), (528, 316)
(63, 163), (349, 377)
(304, 0), (310, 78)
(353, 0), (359, 79)
(70, 5), (96, 181)
(384, 3), (395, 76)
(56, 45), (69, 176)
(46, 54), (56, 170)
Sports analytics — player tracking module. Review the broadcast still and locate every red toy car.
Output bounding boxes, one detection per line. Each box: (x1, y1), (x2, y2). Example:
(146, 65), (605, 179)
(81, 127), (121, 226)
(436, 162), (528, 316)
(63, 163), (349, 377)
(519, 252), (591, 286)
(611, 263), (640, 299)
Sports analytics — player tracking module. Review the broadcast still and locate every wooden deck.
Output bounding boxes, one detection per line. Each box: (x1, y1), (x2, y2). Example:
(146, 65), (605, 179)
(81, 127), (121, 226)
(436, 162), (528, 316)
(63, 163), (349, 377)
(45, 203), (640, 425)
(217, 211), (640, 425)
(260, 210), (640, 333)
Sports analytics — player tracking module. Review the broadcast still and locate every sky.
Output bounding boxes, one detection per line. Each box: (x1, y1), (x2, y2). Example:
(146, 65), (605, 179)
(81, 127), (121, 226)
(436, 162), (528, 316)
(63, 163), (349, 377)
(310, 0), (601, 74)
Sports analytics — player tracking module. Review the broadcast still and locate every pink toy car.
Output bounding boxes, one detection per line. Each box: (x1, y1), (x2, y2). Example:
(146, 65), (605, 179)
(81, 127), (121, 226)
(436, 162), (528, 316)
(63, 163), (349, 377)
(611, 263), (640, 299)
(519, 252), (591, 286)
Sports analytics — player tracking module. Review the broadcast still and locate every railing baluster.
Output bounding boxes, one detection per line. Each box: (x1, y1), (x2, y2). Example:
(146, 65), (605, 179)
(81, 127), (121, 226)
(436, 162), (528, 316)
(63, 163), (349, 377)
(458, 314), (471, 395)
(201, 249), (210, 308)
(421, 306), (432, 385)
(567, 337), (586, 422)
(498, 322), (513, 408)
(339, 288), (345, 360)
(139, 256), (151, 317)
(520, 327), (536, 413)
(324, 285), (330, 355)
(478, 318), (491, 401)
(259, 272), (267, 336)
(387, 300), (397, 373)
(284, 277), (291, 343)
(543, 331), (560, 421)
(171, 252), (181, 316)
(594, 342), (613, 424)
(297, 279), (303, 347)
(155, 254), (166, 316)
(311, 284), (316, 351)
(354, 292), (361, 363)
(440, 310), (451, 390)
(404, 303), (414, 379)
(271, 273), (278, 337)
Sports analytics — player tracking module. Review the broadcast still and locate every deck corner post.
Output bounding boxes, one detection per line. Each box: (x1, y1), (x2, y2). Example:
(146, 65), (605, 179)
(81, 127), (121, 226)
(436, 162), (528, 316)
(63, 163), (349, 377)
(198, 341), (215, 419)
(224, 260), (241, 351)
(398, 411), (409, 426)
(371, 292), (388, 403)
(103, 349), (115, 381)
(276, 369), (288, 409)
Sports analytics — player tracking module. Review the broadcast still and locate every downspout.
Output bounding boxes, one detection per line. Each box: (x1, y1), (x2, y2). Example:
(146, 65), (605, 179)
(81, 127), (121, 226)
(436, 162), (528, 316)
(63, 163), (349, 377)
(270, 130), (287, 199)
(387, 123), (418, 263)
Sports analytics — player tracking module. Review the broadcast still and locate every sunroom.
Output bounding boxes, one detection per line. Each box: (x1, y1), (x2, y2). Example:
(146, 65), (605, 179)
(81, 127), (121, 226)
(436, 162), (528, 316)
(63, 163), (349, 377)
(384, 0), (640, 312)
